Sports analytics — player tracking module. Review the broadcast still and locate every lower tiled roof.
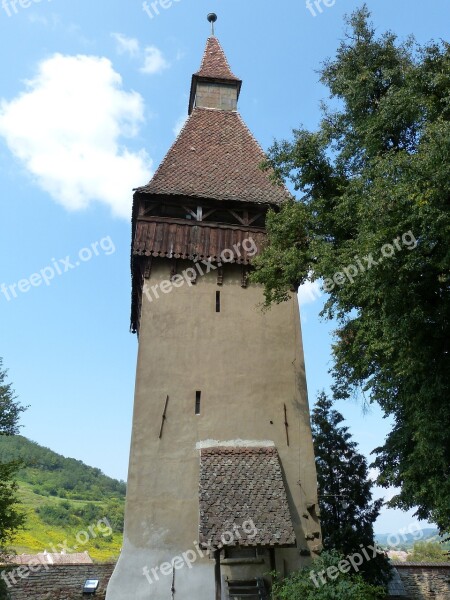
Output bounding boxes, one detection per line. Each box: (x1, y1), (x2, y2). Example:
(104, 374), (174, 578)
(5, 552), (93, 565)
(199, 446), (296, 548)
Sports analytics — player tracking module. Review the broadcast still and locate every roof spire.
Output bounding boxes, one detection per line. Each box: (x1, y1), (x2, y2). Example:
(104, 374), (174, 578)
(188, 34), (242, 114)
(207, 13), (217, 36)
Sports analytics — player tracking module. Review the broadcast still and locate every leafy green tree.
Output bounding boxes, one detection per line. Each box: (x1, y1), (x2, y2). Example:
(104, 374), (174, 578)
(34, 498), (123, 532)
(0, 359), (26, 551)
(409, 541), (448, 563)
(253, 6), (450, 532)
(271, 550), (385, 600)
(105, 499), (125, 532)
(0, 358), (26, 599)
(312, 393), (390, 584)
(0, 360), (25, 438)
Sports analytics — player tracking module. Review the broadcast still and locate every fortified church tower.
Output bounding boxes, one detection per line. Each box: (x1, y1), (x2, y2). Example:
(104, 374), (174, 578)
(107, 17), (321, 600)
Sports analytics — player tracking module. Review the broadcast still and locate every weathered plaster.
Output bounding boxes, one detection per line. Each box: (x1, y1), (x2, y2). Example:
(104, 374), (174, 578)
(106, 260), (321, 599)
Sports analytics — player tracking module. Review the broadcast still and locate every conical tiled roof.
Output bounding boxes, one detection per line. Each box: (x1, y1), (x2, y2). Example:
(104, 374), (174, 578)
(195, 36), (241, 81)
(136, 108), (290, 205)
(188, 36), (242, 113)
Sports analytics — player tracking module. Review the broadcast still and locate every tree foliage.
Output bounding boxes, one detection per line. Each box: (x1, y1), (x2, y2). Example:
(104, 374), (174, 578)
(35, 498), (124, 532)
(409, 541), (449, 563)
(0, 359), (26, 551)
(311, 393), (390, 583)
(0, 358), (26, 599)
(271, 550), (385, 600)
(0, 359), (25, 437)
(253, 6), (450, 532)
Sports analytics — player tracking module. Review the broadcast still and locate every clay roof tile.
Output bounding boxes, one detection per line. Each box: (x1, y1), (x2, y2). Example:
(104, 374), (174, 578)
(196, 36), (241, 81)
(199, 446), (296, 548)
(136, 108), (290, 206)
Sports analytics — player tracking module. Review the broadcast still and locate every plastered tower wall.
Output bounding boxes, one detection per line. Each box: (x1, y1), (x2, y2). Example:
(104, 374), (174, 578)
(106, 262), (320, 600)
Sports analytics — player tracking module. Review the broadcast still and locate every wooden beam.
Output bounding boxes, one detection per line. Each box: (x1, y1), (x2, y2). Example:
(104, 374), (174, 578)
(202, 208), (217, 220)
(171, 566), (175, 599)
(241, 266), (249, 288)
(182, 205), (198, 220)
(142, 203), (161, 217)
(214, 550), (222, 600)
(228, 209), (247, 225)
(269, 548), (276, 574)
(284, 403), (290, 446)
(159, 395), (169, 439)
(143, 258), (153, 279)
(170, 261), (178, 280)
(247, 212), (264, 226)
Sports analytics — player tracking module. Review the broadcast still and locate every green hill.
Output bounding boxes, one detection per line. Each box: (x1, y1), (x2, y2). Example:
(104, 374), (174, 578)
(0, 436), (125, 562)
(375, 528), (450, 552)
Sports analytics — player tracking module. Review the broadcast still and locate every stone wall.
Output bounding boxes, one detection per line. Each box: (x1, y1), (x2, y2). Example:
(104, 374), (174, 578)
(395, 564), (450, 600)
(2, 564), (115, 599)
(2, 561), (449, 599)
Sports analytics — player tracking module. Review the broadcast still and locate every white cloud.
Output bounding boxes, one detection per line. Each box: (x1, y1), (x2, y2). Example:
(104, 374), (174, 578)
(112, 33), (140, 58)
(298, 280), (322, 306)
(111, 34), (169, 76)
(27, 12), (61, 28)
(0, 54), (152, 219)
(141, 46), (169, 75)
(173, 114), (187, 137)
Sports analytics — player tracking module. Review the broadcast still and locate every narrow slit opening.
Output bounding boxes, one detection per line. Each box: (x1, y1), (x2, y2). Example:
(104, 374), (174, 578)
(195, 391), (201, 415)
(216, 291), (221, 313)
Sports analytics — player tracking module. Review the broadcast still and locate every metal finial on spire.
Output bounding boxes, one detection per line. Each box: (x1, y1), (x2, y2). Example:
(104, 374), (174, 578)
(207, 13), (217, 36)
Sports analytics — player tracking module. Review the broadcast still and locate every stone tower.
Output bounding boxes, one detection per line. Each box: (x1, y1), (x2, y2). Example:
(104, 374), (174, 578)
(106, 30), (321, 600)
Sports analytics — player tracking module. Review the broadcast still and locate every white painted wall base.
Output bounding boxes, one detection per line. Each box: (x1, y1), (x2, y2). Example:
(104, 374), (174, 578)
(106, 538), (216, 600)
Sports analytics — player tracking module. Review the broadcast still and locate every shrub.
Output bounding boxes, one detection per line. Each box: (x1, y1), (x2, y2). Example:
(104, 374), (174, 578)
(271, 551), (386, 600)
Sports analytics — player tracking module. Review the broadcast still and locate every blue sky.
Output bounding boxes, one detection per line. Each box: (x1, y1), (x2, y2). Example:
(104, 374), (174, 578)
(0, 0), (447, 535)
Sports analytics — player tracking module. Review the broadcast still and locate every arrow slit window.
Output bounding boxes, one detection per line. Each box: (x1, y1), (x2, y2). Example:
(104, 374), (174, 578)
(195, 391), (201, 415)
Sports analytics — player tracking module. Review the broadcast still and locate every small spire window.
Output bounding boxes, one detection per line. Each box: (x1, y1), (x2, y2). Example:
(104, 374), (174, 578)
(195, 391), (201, 415)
